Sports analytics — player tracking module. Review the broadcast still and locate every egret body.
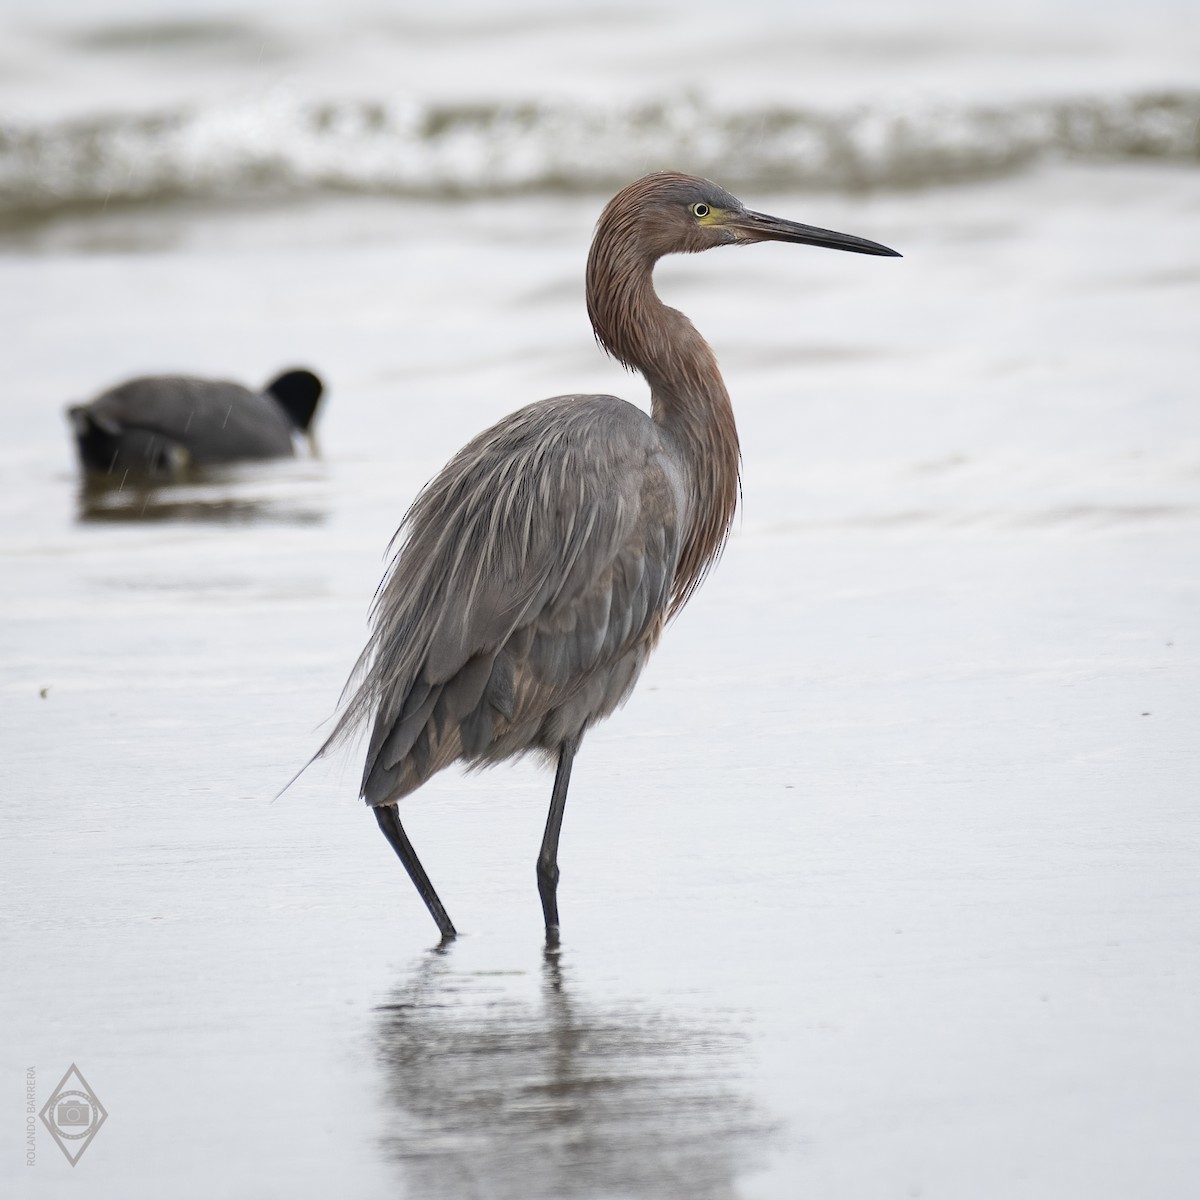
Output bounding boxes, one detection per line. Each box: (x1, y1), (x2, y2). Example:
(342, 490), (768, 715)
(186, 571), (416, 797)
(321, 172), (899, 943)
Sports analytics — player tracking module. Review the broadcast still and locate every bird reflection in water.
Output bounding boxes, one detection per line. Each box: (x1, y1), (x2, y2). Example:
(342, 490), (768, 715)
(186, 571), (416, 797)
(74, 463), (327, 526)
(373, 949), (776, 1199)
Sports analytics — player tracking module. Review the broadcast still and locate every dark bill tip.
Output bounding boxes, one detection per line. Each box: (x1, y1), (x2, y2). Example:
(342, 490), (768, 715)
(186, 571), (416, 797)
(735, 210), (901, 257)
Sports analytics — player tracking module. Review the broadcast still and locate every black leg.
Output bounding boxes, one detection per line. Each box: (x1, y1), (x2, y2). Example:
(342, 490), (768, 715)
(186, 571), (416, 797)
(537, 734), (581, 946)
(374, 804), (457, 941)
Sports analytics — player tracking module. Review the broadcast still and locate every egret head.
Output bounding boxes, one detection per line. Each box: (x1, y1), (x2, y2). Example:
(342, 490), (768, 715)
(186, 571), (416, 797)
(594, 171), (901, 262)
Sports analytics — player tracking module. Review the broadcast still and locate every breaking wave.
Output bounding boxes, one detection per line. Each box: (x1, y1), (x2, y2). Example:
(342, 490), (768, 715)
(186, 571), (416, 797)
(2, 88), (1198, 216)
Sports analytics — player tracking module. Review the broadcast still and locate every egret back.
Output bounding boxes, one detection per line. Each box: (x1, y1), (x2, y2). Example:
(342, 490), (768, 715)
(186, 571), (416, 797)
(322, 394), (686, 805)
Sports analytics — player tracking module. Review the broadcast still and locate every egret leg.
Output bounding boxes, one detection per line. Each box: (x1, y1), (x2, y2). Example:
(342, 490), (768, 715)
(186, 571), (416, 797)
(374, 804), (457, 941)
(537, 734), (581, 945)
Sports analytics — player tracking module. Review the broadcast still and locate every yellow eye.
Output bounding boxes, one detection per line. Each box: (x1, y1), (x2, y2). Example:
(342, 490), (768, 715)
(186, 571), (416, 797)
(691, 202), (710, 219)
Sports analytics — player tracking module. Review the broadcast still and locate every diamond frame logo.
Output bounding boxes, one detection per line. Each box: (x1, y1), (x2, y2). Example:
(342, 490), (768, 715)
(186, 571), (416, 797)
(38, 1064), (108, 1166)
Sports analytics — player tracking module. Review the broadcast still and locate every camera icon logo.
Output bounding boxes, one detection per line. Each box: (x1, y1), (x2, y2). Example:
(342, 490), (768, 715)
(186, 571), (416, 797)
(38, 1065), (108, 1165)
(56, 1099), (92, 1127)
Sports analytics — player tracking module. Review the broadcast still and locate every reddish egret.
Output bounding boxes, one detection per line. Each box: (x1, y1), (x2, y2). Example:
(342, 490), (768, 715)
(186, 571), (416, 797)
(319, 172), (898, 943)
(68, 368), (323, 475)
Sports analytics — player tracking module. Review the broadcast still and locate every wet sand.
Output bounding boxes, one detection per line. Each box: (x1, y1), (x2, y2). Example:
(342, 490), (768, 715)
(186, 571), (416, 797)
(3, 164), (1200, 1197)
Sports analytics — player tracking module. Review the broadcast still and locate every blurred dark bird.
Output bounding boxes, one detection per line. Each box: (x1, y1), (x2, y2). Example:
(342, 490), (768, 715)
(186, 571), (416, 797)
(317, 171), (899, 944)
(68, 368), (323, 476)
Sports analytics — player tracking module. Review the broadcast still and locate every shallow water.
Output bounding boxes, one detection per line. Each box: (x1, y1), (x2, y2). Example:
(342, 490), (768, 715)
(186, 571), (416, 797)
(4, 3), (1200, 1197)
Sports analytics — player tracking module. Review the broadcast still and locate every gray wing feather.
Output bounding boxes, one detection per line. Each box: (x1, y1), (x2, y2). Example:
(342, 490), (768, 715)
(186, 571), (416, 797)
(320, 393), (685, 805)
